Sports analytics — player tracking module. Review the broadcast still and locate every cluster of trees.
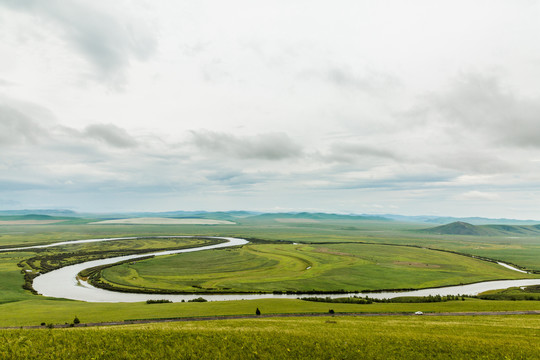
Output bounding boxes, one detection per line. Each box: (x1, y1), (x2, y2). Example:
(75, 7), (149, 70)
(187, 297), (207, 302)
(146, 299), (172, 304)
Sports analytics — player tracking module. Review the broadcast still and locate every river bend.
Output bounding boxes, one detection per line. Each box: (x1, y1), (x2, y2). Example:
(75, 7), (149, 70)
(3, 236), (540, 302)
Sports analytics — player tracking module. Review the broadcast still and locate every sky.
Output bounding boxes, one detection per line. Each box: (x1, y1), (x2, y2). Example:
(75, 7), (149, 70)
(1, 0), (540, 218)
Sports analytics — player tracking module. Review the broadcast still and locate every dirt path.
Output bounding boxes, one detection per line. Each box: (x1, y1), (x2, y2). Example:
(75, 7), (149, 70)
(2, 310), (539, 330)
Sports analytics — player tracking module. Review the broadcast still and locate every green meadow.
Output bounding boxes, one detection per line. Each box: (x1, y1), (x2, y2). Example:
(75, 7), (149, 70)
(99, 242), (533, 293)
(1, 315), (539, 359)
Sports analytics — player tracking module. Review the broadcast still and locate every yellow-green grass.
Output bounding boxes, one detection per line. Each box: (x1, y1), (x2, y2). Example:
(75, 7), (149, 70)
(1, 315), (539, 359)
(0, 298), (539, 327)
(99, 243), (534, 293)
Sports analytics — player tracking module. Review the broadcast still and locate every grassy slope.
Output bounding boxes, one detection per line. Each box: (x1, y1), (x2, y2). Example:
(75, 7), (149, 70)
(100, 243), (533, 293)
(1, 315), (539, 359)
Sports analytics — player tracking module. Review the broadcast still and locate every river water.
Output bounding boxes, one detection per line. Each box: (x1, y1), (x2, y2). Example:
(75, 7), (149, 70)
(4, 236), (539, 303)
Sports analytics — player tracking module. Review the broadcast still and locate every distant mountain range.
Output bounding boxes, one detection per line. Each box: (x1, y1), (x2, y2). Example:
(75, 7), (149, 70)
(0, 209), (78, 217)
(244, 212), (389, 222)
(421, 221), (540, 236)
(379, 214), (539, 225)
(0, 209), (538, 226)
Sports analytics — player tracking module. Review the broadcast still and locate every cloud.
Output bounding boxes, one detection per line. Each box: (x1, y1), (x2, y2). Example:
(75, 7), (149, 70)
(83, 124), (138, 148)
(0, 0), (156, 82)
(326, 67), (400, 93)
(191, 130), (302, 160)
(456, 191), (501, 201)
(323, 142), (399, 164)
(0, 105), (47, 146)
(427, 73), (540, 148)
(0, 100), (138, 149)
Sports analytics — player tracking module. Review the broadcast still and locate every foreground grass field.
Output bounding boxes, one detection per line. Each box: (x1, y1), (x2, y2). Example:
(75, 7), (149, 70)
(1, 315), (539, 359)
(99, 242), (533, 293)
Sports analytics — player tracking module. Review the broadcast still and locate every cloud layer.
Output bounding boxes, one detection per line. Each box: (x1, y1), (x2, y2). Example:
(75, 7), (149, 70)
(1, 1), (540, 218)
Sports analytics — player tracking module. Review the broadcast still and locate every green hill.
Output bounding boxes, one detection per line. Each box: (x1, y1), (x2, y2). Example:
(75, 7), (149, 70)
(422, 221), (540, 236)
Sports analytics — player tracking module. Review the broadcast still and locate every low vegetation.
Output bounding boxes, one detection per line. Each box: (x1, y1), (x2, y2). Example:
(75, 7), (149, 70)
(1, 315), (539, 359)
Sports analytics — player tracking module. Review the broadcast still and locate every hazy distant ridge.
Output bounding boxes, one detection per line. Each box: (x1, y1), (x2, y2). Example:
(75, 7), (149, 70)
(422, 221), (540, 236)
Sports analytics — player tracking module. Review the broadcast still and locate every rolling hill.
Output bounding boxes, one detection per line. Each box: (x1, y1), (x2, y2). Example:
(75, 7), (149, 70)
(422, 221), (540, 236)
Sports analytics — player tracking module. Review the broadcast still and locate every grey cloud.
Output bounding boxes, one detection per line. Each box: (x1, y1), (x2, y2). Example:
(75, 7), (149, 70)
(432, 150), (517, 174)
(0, 105), (47, 146)
(0, 101), (137, 149)
(324, 142), (399, 163)
(302, 170), (456, 192)
(205, 170), (261, 188)
(429, 74), (540, 148)
(191, 131), (302, 160)
(83, 124), (138, 148)
(0, 0), (156, 81)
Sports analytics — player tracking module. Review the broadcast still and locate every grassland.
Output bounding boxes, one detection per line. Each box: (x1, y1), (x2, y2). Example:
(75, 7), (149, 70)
(1, 218), (539, 271)
(0, 216), (539, 331)
(1, 315), (539, 359)
(98, 242), (533, 293)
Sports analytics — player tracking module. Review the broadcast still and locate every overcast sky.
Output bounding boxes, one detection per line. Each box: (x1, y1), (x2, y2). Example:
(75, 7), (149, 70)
(1, 1), (540, 218)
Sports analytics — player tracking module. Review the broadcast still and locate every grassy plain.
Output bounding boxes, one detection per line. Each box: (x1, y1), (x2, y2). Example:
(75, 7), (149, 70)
(100, 242), (533, 293)
(0, 217), (539, 330)
(1, 315), (539, 359)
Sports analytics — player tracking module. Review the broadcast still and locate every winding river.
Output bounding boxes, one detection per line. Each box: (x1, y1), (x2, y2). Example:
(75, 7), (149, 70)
(3, 236), (540, 302)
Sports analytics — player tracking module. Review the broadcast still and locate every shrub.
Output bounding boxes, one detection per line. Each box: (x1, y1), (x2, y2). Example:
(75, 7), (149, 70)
(187, 297), (207, 302)
(146, 299), (172, 304)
